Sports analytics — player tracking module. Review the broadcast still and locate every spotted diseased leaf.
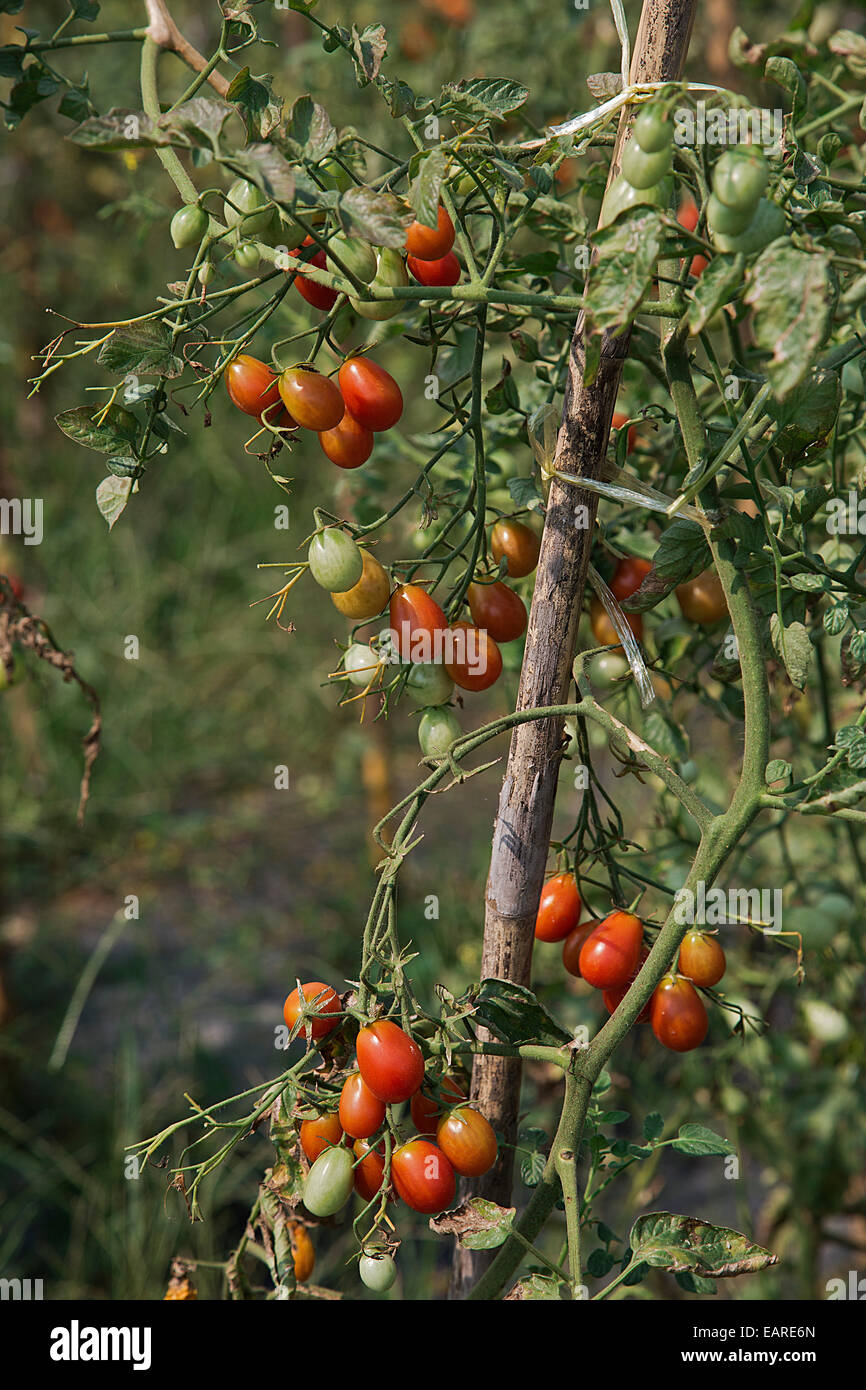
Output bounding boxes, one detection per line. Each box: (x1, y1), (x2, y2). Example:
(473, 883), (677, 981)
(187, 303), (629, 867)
(440, 78), (529, 124)
(233, 142), (296, 204)
(504, 1274), (564, 1300)
(623, 520), (711, 613)
(770, 614), (813, 690)
(764, 56), (807, 120)
(686, 253), (744, 335)
(431, 1198), (515, 1250)
(587, 209), (664, 337)
(671, 1124), (736, 1157)
(629, 1212), (778, 1277)
(95, 476), (133, 530)
(472, 978), (571, 1046)
(283, 93), (335, 162)
(56, 404), (141, 458)
(824, 601), (850, 636)
(767, 369), (841, 462)
(745, 244), (835, 399)
(97, 322), (183, 379)
(69, 98), (232, 151)
(411, 148), (447, 229)
(350, 24), (387, 87)
(227, 67), (284, 142)
(338, 187), (413, 248)
(828, 29), (866, 80)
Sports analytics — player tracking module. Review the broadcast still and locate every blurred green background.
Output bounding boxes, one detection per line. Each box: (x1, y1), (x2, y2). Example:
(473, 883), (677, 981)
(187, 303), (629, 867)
(1, 0), (864, 1301)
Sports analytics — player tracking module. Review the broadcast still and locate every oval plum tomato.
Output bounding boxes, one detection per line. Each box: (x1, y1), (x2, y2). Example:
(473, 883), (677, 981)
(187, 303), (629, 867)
(359, 1252), (397, 1292)
(356, 1019), (425, 1103)
(307, 530), (364, 593)
(467, 580), (527, 643)
(578, 911), (643, 990)
(406, 204), (455, 261)
(289, 237), (338, 311)
(710, 198), (785, 255)
(339, 1071), (386, 1139)
(410, 1076), (466, 1136)
(278, 367), (344, 431)
(170, 204), (208, 249)
(444, 621), (503, 692)
(706, 191), (753, 238)
(535, 872), (582, 944)
(325, 233), (377, 285)
(621, 137), (672, 190)
(391, 1140), (456, 1214)
(408, 251), (461, 286)
(223, 178), (274, 237)
(405, 661), (454, 707)
(352, 1139), (386, 1203)
(331, 550), (390, 621)
(677, 198), (709, 277)
(436, 1106), (498, 1177)
(602, 946), (651, 1020)
(418, 706), (461, 758)
(318, 410), (374, 469)
(389, 583), (448, 660)
(303, 1145), (355, 1217)
(299, 1111), (343, 1162)
(610, 556), (652, 602)
(338, 357), (403, 432)
(283, 981), (342, 1040)
(712, 147), (768, 212)
(561, 920), (597, 977)
(226, 355), (286, 423)
(288, 1222), (315, 1283)
(678, 930), (726, 988)
(675, 571), (727, 626)
(610, 411), (638, 454)
(650, 974), (708, 1052)
(632, 104), (673, 154)
(490, 518), (540, 578)
(350, 247), (410, 321)
(590, 595), (642, 647)
(344, 643), (380, 688)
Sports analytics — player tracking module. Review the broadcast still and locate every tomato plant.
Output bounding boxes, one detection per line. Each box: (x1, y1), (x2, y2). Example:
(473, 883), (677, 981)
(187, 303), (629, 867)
(331, 551), (390, 620)
(359, 1252), (397, 1292)
(278, 368), (344, 431)
(318, 411), (375, 469)
(406, 205), (455, 260)
(410, 1076), (466, 1136)
(407, 251), (461, 286)
(389, 584), (448, 659)
(352, 1139), (387, 1203)
(678, 931), (726, 988)
(303, 1146), (355, 1217)
(299, 1111), (343, 1163)
(675, 571), (728, 626)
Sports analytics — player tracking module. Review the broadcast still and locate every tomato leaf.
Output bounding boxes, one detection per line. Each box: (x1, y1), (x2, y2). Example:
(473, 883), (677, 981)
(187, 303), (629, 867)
(97, 323), (184, 379)
(227, 67), (284, 143)
(686, 253), (744, 335)
(769, 614), (813, 690)
(623, 520), (711, 613)
(671, 1124), (737, 1157)
(56, 404), (140, 457)
(643, 1111), (664, 1141)
(629, 1212), (778, 1277)
(745, 243), (836, 399)
(282, 93), (335, 162)
(586, 208), (664, 337)
(504, 1274), (565, 1300)
(471, 978), (571, 1046)
(338, 187), (413, 248)
(350, 24), (386, 87)
(95, 476), (133, 530)
(411, 148), (447, 228)
(440, 78), (529, 124)
(430, 1197), (515, 1249)
(767, 368), (841, 462)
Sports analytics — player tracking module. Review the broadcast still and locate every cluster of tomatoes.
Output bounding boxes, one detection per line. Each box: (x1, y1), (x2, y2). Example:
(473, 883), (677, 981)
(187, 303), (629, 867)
(534, 874), (727, 1052)
(282, 982), (497, 1293)
(589, 551), (728, 652)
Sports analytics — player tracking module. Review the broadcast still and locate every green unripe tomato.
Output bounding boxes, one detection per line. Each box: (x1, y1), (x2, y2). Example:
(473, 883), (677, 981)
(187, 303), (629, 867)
(710, 198), (785, 255)
(234, 240), (261, 271)
(266, 210), (306, 253)
(418, 706), (461, 758)
(453, 171), (476, 198)
(590, 652), (630, 688)
(344, 643), (380, 687)
(621, 139), (672, 191)
(318, 156), (353, 193)
(359, 1253), (397, 1292)
(350, 249), (409, 320)
(712, 147), (769, 211)
(405, 662), (454, 707)
(198, 260), (215, 286)
(308, 530), (364, 593)
(326, 234), (378, 285)
(599, 173), (673, 228)
(170, 204), (208, 249)
(303, 1147), (354, 1218)
(632, 104), (673, 154)
(706, 192), (754, 237)
(223, 178), (275, 237)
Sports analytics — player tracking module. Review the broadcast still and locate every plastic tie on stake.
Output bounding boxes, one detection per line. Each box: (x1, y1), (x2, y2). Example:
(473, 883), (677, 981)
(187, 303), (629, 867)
(527, 402), (560, 486)
(587, 563), (655, 709)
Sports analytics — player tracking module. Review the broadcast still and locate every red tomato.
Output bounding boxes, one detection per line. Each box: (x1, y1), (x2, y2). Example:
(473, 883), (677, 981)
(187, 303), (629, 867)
(278, 368), (344, 431)
(535, 872), (582, 944)
(391, 1140), (455, 1213)
(299, 1111), (344, 1162)
(406, 204), (455, 261)
(650, 974), (709, 1052)
(283, 981), (342, 1040)
(356, 1019), (425, 1103)
(318, 409), (374, 468)
(352, 1138), (386, 1202)
(561, 920), (596, 976)
(289, 236), (338, 310)
(410, 1076), (466, 1137)
(436, 1106), (497, 1177)
(226, 355), (282, 420)
(578, 911), (643, 990)
(610, 411), (638, 454)
(467, 580), (527, 643)
(602, 947), (651, 1020)
(338, 357), (403, 432)
(339, 1071), (387, 1139)
(389, 583), (449, 661)
(590, 595), (643, 647)
(408, 251), (461, 286)
(489, 518), (540, 578)
(610, 556), (652, 602)
(678, 199), (709, 277)
(444, 621), (502, 692)
(678, 931), (726, 988)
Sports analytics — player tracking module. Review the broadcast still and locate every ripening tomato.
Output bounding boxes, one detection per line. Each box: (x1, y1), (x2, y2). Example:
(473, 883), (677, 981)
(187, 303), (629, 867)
(406, 204), (455, 261)
(278, 367), (344, 431)
(338, 357), (403, 432)
(352, 1138), (387, 1203)
(290, 236), (338, 310)
(299, 1111), (344, 1162)
(602, 946), (651, 1020)
(610, 411), (638, 454)
(410, 1076), (466, 1136)
(561, 920), (596, 976)
(318, 409), (374, 468)
(289, 1222), (315, 1283)
(490, 518), (540, 578)
(590, 595), (642, 647)
(678, 930), (726, 988)
(650, 974), (708, 1052)
(389, 584), (449, 660)
(444, 621), (503, 692)
(578, 911), (643, 990)
(436, 1106), (498, 1177)
(408, 251), (461, 286)
(610, 556), (652, 602)
(467, 580), (527, 643)
(356, 1019), (425, 1103)
(226, 354), (294, 426)
(675, 571), (728, 626)
(283, 981), (342, 1040)
(391, 1140), (456, 1214)
(535, 872), (582, 944)
(339, 1072), (387, 1140)
(677, 198), (709, 277)
(331, 550), (390, 621)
